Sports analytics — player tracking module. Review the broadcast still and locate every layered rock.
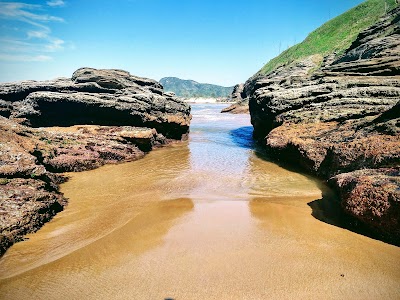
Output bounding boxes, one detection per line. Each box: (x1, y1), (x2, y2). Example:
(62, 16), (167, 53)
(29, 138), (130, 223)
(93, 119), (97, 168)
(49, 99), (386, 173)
(221, 55), (324, 114)
(0, 68), (191, 255)
(2, 68), (191, 140)
(247, 7), (400, 243)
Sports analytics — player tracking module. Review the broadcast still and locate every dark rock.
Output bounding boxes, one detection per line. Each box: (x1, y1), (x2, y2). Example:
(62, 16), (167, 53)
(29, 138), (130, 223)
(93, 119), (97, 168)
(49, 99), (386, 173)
(230, 83), (245, 103)
(328, 7), (400, 76)
(336, 7), (400, 61)
(221, 83), (249, 114)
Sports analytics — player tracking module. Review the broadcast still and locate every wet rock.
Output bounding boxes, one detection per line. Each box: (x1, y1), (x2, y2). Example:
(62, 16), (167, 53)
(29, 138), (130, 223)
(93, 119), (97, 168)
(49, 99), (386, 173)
(0, 115), (172, 255)
(330, 168), (400, 244)
(0, 177), (66, 255)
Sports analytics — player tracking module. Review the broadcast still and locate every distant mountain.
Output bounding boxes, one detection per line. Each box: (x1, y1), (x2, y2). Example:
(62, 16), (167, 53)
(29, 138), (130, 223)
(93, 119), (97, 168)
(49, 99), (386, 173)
(159, 77), (234, 98)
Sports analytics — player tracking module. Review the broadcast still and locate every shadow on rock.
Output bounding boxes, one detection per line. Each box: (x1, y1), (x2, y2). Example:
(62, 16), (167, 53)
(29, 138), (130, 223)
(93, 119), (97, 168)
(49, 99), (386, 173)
(307, 185), (400, 247)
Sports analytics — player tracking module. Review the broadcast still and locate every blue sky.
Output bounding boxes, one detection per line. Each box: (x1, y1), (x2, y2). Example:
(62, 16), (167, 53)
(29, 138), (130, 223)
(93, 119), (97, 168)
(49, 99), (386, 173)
(0, 0), (365, 86)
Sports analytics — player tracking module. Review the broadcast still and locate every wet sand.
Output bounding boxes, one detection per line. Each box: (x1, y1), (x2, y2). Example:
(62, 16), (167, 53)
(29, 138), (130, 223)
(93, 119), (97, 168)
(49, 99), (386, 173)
(0, 104), (399, 299)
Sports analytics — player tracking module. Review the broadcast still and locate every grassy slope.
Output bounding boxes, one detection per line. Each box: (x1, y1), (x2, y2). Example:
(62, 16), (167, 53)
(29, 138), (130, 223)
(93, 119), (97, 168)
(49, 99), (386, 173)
(258, 0), (398, 75)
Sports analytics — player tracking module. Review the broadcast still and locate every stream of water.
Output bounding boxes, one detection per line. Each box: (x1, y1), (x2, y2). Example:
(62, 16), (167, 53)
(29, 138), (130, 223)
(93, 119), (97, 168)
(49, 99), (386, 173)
(0, 104), (399, 299)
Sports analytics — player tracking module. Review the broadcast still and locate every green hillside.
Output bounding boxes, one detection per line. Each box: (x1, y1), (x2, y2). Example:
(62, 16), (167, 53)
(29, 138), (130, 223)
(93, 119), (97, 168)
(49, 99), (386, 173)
(160, 77), (233, 98)
(259, 0), (399, 75)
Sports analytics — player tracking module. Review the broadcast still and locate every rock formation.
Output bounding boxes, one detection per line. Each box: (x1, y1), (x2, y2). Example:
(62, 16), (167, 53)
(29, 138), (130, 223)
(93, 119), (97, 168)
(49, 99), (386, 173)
(246, 7), (400, 243)
(2, 68), (191, 139)
(0, 68), (191, 255)
(220, 83), (249, 114)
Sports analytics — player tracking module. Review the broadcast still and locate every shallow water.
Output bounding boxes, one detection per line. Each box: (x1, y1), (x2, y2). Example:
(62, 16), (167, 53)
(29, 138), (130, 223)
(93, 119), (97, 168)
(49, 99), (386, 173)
(0, 104), (399, 299)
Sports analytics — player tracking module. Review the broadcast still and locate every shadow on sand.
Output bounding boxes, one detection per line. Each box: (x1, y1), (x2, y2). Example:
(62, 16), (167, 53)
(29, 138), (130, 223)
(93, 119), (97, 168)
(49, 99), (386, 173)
(308, 189), (400, 247)
(230, 125), (400, 247)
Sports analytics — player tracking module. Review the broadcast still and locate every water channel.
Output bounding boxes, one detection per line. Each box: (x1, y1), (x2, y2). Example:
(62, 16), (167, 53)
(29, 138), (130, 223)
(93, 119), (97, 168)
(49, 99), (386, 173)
(0, 104), (399, 299)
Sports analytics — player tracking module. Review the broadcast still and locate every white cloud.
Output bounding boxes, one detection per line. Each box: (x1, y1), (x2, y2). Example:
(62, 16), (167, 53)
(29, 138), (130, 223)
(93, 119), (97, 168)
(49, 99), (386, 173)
(0, 2), (64, 23)
(47, 0), (66, 7)
(0, 38), (38, 53)
(45, 38), (64, 52)
(0, 54), (53, 62)
(0, 2), (67, 62)
(27, 29), (50, 39)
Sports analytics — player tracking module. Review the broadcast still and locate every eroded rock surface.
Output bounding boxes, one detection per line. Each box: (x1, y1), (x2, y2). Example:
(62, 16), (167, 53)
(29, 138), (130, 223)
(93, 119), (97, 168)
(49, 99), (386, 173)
(0, 68), (191, 255)
(0, 115), (172, 254)
(330, 168), (399, 241)
(2, 68), (191, 140)
(247, 7), (400, 242)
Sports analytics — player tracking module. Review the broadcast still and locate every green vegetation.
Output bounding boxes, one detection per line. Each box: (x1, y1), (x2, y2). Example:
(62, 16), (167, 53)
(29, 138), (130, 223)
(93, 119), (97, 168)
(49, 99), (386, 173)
(259, 0), (399, 75)
(160, 77), (234, 98)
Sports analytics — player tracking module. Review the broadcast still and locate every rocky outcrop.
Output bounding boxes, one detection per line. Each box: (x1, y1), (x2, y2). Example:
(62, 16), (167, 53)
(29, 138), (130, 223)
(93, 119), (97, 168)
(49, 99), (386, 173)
(247, 7), (400, 243)
(222, 56), (325, 114)
(221, 84), (250, 114)
(2, 68), (191, 140)
(0, 68), (191, 255)
(0, 117), (171, 255)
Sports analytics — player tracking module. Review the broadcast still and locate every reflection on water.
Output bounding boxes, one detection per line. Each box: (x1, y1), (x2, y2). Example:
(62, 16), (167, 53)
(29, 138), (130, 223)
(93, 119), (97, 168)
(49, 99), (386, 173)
(0, 104), (399, 300)
(0, 144), (192, 279)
